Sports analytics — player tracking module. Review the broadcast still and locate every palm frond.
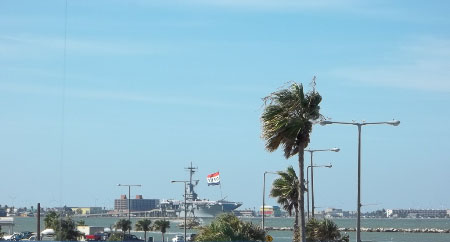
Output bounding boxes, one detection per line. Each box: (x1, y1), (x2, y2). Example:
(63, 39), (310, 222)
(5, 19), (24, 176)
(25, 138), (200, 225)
(269, 166), (299, 217)
(261, 81), (322, 157)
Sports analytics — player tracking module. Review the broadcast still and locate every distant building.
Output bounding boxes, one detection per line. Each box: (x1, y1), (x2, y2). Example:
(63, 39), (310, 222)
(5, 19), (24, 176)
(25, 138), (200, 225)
(114, 195), (159, 212)
(323, 208), (349, 218)
(233, 209), (256, 217)
(0, 217), (14, 234)
(70, 207), (103, 215)
(259, 205), (282, 217)
(386, 209), (448, 218)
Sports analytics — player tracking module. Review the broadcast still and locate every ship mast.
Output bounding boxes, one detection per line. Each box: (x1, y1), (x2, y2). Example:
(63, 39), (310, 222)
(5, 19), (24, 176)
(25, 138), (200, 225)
(185, 162), (198, 201)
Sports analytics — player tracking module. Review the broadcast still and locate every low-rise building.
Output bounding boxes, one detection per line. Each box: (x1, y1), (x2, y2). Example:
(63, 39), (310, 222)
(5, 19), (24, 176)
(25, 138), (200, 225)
(0, 217), (14, 234)
(323, 208), (348, 218)
(259, 205), (282, 217)
(386, 209), (448, 218)
(114, 195), (159, 212)
(70, 207), (103, 215)
(233, 209), (256, 217)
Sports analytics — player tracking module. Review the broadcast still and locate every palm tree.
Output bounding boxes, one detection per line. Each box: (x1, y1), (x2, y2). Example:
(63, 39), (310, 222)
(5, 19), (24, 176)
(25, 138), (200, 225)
(195, 213), (265, 242)
(317, 219), (341, 241)
(76, 220), (86, 226)
(152, 220), (170, 242)
(44, 211), (60, 230)
(135, 219), (152, 242)
(56, 217), (83, 241)
(305, 218), (320, 240)
(261, 80), (322, 242)
(270, 166), (299, 231)
(0, 225), (5, 240)
(114, 219), (132, 241)
(306, 218), (347, 242)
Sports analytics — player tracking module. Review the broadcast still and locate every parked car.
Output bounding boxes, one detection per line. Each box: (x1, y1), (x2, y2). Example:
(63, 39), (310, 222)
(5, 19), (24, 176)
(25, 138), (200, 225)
(123, 234), (143, 241)
(20, 232), (33, 240)
(172, 235), (184, 242)
(186, 234), (196, 242)
(3, 233), (22, 241)
(85, 233), (101, 241)
(86, 232), (110, 241)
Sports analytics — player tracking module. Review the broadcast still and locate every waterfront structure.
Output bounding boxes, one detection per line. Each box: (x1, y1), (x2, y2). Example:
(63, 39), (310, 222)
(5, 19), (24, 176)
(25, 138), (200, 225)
(323, 208), (350, 218)
(172, 163), (242, 218)
(233, 209), (256, 217)
(259, 206), (282, 217)
(386, 209), (449, 218)
(0, 217), (14, 234)
(114, 195), (160, 212)
(70, 207), (102, 215)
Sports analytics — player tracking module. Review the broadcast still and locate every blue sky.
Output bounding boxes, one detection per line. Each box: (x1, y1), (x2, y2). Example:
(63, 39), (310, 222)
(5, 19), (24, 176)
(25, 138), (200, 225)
(1, 0), (449, 212)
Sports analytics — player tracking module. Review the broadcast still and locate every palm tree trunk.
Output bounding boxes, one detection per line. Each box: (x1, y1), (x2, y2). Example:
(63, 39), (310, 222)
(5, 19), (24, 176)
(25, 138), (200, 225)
(298, 145), (306, 242)
(293, 206), (299, 242)
(294, 206), (299, 228)
(162, 232), (165, 242)
(144, 231), (147, 242)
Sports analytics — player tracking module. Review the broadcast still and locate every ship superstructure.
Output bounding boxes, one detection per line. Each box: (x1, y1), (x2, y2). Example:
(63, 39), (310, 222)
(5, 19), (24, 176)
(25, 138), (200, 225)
(175, 163), (242, 217)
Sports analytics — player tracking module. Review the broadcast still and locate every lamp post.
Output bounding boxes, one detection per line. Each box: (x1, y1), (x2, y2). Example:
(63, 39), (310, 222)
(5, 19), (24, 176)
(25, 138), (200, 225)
(306, 164), (332, 220)
(262, 171), (278, 230)
(320, 119), (400, 242)
(117, 183), (141, 232)
(172, 180), (189, 241)
(305, 148), (339, 218)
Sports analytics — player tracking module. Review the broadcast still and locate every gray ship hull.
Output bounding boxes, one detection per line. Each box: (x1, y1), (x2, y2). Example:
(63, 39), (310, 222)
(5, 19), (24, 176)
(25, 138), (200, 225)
(191, 200), (242, 217)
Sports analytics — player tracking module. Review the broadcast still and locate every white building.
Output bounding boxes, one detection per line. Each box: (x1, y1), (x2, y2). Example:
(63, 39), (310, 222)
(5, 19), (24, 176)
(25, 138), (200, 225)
(386, 209), (448, 218)
(323, 208), (348, 218)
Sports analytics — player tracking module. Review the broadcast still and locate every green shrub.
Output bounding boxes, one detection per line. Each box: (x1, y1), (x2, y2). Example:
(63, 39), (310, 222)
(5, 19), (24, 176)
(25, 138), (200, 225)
(306, 218), (348, 242)
(195, 213), (265, 242)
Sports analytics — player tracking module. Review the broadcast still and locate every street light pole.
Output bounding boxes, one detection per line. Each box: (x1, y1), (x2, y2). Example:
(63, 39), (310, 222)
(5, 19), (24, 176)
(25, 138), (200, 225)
(117, 184), (141, 234)
(357, 124), (362, 242)
(305, 148), (339, 218)
(306, 164), (332, 220)
(262, 171), (278, 230)
(172, 180), (189, 241)
(320, 119), (399, 242)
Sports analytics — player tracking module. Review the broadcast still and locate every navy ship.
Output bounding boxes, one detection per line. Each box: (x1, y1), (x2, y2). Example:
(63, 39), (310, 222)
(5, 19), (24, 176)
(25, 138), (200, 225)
(175, 163), (242, 218)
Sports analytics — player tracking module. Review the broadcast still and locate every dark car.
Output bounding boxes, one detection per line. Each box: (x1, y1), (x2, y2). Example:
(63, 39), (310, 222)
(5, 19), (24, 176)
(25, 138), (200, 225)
(123, 234), (144, 241)
(186, 234), (196, 242)
(20, 232), (34, 239)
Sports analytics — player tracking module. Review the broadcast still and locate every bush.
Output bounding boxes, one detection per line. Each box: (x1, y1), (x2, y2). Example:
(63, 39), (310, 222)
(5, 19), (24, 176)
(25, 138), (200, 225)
(43, 212), (83, 241)
(56, 217), (84, 241)
(195, 213), (265, 242)
(306, 219), (349, 242)
(108, 232), (123, 241)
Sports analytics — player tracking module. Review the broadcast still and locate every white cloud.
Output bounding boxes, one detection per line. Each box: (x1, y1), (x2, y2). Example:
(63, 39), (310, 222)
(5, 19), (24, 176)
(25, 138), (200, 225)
(0, 34), (161, 60)
(331, 37), (450, 92)
(0, 81), (247, 109)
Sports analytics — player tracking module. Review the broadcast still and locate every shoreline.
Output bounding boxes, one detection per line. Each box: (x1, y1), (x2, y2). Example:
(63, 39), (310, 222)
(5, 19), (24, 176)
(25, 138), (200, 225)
(266, 226), (450, 233)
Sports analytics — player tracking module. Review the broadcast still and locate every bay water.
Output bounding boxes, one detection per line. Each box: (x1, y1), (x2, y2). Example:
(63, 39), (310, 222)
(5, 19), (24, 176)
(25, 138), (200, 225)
(9, 217), (450, 242)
